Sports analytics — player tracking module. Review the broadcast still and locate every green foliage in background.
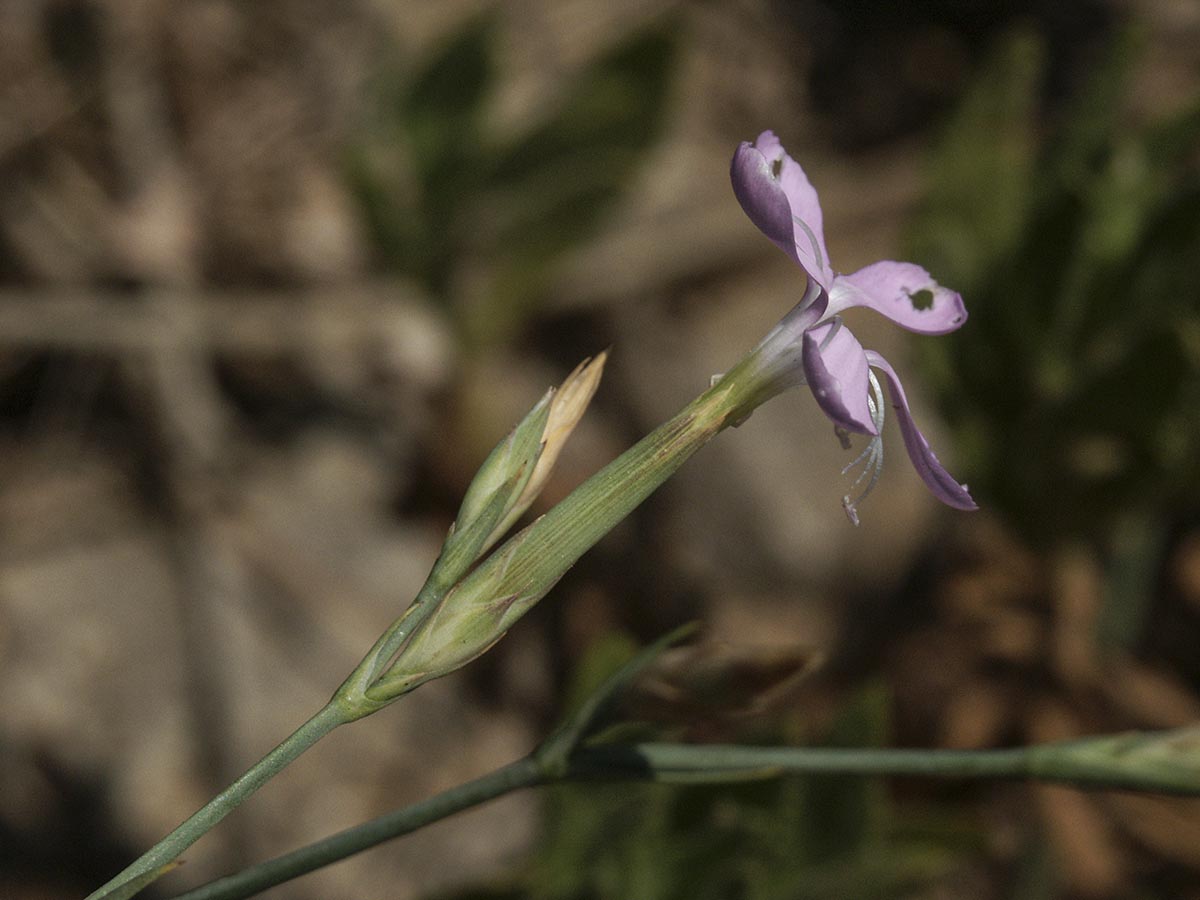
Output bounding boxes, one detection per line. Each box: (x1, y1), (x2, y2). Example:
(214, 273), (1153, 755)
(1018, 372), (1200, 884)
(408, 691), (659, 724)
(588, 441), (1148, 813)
(910, 27), (1200, 544)
(348, 12), (677, 347)
(440, 638), (972, 900)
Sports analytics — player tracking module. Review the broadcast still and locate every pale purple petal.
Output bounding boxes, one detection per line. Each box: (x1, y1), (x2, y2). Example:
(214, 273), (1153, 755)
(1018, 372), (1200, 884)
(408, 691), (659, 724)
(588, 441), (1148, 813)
(802, 321), (877, 435)
(754, 132), (833, 287)
(730, 142), (794, 252)
(731, 131), (834, 290)
(829, 261), (967, 335)
(866, 351), (977, 510)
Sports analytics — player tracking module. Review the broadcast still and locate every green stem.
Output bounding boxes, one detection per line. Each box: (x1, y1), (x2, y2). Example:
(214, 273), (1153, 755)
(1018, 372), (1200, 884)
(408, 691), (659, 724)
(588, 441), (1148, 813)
(168, 758), (544, 900)
(570, 742), (1032, 782)
(573, 737), (1200, 793)
(168, 732), (1200, 900)
(93, 360), (766, 896)
(87, 702), (349, 900)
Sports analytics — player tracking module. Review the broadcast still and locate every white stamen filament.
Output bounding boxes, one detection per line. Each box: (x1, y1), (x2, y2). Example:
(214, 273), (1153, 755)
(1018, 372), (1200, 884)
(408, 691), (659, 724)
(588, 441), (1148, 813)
(795, 277), (823, 315)
(793, 215), (825, 273)
(841, 369), (886, 526)
(818, 315), (843, 352)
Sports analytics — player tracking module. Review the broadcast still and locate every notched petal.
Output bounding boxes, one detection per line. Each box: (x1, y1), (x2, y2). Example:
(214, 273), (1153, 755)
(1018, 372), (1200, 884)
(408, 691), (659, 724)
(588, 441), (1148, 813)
(730, 142), (795, 249)
(830, 261), (967, 335)
(731, 131), (834, 290)
(801, 321), (877, 435)
(866, 352), (977, 511)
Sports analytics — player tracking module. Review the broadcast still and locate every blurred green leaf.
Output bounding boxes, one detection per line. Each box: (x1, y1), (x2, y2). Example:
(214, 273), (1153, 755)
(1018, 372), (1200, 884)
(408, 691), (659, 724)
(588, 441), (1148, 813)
(1096, 513), (1168, 651)
(561, 630), (643, 716)
(1042, 25), (1140, 192)
(402, 14), (494, 176)
(911, 29), (1041, 289)
(348, 14), (676, 348)
(1007, 827), (1061, 900)
(468, 24), (678, 344)
(1122, 182), (1200, 324)
(540, 624), (697, 772)
(911, 25), (1200, 542)
(796, 685), (889, 865)
(347, 14), (497, 289)
(488, 26), (675, 208)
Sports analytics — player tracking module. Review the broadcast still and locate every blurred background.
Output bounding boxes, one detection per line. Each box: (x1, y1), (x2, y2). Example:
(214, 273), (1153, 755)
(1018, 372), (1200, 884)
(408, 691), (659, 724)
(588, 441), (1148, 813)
(1, 0), (1198, 897)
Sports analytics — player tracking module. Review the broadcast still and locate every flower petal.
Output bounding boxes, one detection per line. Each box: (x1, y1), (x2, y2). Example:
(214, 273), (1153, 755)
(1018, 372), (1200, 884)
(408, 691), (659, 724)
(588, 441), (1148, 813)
(829, 261), (967, 335)
(866, 351), (977, 510)
(731, 131), (833, 290)
(802, 321), (877, 435)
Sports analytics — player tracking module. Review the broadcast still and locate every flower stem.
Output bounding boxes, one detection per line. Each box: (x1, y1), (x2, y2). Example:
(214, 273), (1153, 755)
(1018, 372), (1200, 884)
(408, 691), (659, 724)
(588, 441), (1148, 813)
(570, 742), (1032, 782)
(86, 701), (350, 900)
(168, 757), (545, 900)
(165, 731), (1200, 900)
(89, 362), (767, 897)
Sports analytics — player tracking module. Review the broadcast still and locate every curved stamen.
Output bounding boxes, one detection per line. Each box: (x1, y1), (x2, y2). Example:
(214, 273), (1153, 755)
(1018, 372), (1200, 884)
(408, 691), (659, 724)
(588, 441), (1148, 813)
(793, 215), (826, 274)
(818, 315), (843, 352)
(841, 370), (887, 526)
(795, 275), (824, 314)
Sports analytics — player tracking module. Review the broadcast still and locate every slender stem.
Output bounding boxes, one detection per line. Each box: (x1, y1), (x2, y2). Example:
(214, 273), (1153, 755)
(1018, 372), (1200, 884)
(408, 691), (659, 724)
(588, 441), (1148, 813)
(572, 739), (1200, 793)
(569, 742), (1032, 782)
(87, 702), (349, 900)
(92, 360), (765, 895)
(168, 757), (544, 900)
(168, 732), (1200, 900)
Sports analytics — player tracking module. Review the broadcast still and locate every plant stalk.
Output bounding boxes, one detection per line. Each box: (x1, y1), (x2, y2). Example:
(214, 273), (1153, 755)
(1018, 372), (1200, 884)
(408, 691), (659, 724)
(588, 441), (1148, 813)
(168, 757), (544, 900)
(86, 702), (349, 900)
(168, 732), (1200, 900)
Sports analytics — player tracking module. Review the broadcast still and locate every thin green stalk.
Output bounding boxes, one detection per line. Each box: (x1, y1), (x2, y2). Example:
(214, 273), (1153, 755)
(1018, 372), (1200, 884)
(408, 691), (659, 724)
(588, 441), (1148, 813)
(87, 702), (350, 900)
(167, 731), (1200, 900)
(91, 362), (757, 899)
(168, 758), (544, 900)
(569, 742), (1032, 782)
(572, 737), (1200, 793)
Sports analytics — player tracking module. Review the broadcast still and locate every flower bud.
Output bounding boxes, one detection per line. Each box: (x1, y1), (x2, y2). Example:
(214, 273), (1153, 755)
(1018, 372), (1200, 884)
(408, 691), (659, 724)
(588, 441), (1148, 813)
(490, 352), (606, 543)
(364, 354), (607, 701)
(434, 353), (606, 587)
(367, 528), (557, 699)
(454, 393), (552, 536)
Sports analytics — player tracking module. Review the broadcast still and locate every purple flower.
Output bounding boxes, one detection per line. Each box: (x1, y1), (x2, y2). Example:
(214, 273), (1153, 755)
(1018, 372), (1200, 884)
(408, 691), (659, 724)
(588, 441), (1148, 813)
(731, 130), (976, 524)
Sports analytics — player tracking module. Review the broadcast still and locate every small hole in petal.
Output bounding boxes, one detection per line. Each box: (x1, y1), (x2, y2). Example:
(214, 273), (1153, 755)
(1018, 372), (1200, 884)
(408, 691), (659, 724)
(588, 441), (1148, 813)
(908, 288), (934, 311)
(771, 159), (783, 178)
